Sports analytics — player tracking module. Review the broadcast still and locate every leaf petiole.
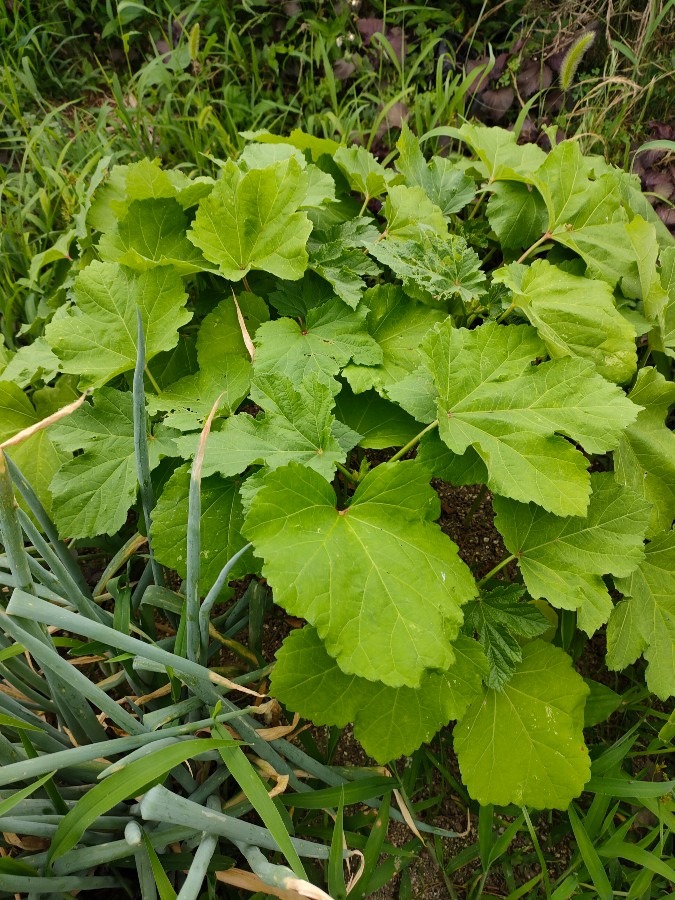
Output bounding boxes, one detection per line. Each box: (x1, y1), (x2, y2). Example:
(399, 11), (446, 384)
(388, 420), (439, 464)
(335, 461), (359, 484)
(516, 231), (552, 265)
(144, 365), (162, 395)
(477, 554), (517, 587)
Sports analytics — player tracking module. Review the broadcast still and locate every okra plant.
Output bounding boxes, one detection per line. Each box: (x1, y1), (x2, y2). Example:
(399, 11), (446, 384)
(1, 123), (674, 814)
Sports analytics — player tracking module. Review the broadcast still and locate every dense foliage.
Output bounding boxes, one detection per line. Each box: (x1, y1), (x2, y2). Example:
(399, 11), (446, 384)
(2, 124), (673, 823)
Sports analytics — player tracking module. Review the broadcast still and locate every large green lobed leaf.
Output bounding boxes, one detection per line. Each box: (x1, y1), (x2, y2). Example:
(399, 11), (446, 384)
(422, 321), (640, 516)
(45, 262), (191, 389)
(609, 529), (675, 700)
(494, 474), (650, 635)
(244, 460), (477, 687)
(495, 259), (637, 383)
(188, 157), (313, 281)
(454, 640), (590, 809)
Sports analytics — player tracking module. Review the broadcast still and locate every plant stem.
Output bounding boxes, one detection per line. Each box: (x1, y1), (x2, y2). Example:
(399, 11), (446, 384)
(242, 275), (252, 293)
(358, 194), (371, 217)
(144, 365), (162, 395)
(495, 302), (515, 324)
(388, 420), (439, 463)
(477, 553), (517, 587)
(516, 231), (552, 265)
(335, 461), (359, 484)
(462, 484), (489, 528)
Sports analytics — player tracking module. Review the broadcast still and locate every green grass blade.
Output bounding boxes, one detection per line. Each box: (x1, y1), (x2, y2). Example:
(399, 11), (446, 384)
(598, 841), (675, 882)
(277, 776), (394, 810)
(48, 738), (234, 865)
(139, 785), (332, 859)
(328, 789), (347, 900)
(214, 728), (307, 880)
(568, 805), (613, 900)
(0, 607), (138, 738)
(585, 775), (675, 798)
(4, 455), (90, 596)
(350, 788), (391, 900)
(142, 831), (178, 900)
(478, 803), (493, 869)
(0, 771), (58, 817)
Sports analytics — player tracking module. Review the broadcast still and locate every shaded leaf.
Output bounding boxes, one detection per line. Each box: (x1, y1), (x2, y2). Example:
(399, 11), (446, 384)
(253, 298), (381, 383)
(614, 367), (675, 537)
(151, 465), (255, 593)
(487, 182), (548, 251)
(334, 384), (420, 449)
(396, 124), (474, 217)
(272, 627), (487, 763)
(50, 389), (171, 537)
(98, 198), (208, 275)
(464, 585), (549, 689)
(369, 231), (486, 308)
(176, 376), (355, 482)
(342, 284), (446, 394)
(0, 381), (68, 517)
(610, 529), (675, 699)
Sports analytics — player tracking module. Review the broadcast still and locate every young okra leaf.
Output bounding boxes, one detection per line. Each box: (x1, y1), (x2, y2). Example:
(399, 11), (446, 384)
(494, 259), (637, 383)
(243, 460), (477, 687)
(45, 262), (191, 390)
(454, 640), (590, 810)
(253, 298), (382, 383)
(175, 375), (357, 481)
(494, 473), (651, 635)
(342, 284), (446, 396)
(307, 220), (381, 308)
(609, 528), (675, 700)
(614, 367), (675, 537)
(463, 585), (549, 690)
(49, 388), (175, 538)
(369, 231), (486, 310)
(333, 145), (397, 201)
(98, 198), (209, 275)
(396, 123), (475, 218)
(271, 626), (487, 763)
(423, 321), (640, 516)
(452, 123), (547, 182)
(151, 465), (256, 594)
(382, 185), (447, 240)
(188, 157), (313, 281)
